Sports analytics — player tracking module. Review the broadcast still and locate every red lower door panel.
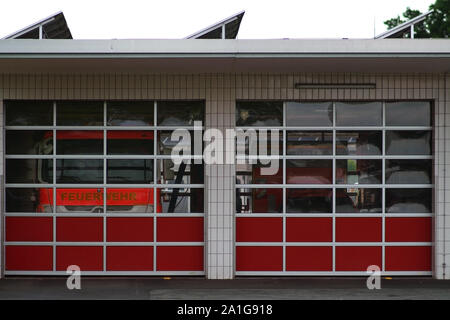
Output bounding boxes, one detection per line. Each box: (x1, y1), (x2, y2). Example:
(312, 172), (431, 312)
(57, 217), (103, 242)
(107, 246), (154, 271)
(107, 217), (153, 242)
(336, 246), (382, 271)
(385, 246), (431, 271)
(385, 218), (432, 242)
(6, 217), (53, 242)
(6, 246), (53, 271)
(157, 217), (204, 242)
(157, 246), (204, 271)
(236, 246), (283, 271)
(56, 246), (103, 271)
(286, 246), (332, 271)
(336, 218), (382, 242)
(236, 218), (283, 242)
(286, 218), (332, 242)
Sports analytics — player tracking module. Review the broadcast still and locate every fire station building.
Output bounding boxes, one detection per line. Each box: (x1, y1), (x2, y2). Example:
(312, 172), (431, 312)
(0, 11), (449, 279)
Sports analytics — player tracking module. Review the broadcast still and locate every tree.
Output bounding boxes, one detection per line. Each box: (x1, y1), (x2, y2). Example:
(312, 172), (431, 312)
(383, 0), (450, 38)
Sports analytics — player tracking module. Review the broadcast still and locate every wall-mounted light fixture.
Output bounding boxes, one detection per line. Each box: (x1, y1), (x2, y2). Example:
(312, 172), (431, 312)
(294, 83), (376, 89)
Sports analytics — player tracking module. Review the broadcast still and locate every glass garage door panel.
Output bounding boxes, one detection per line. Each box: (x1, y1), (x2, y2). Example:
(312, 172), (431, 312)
(235, 100), (432, 275)
(4, 100), (205, 275)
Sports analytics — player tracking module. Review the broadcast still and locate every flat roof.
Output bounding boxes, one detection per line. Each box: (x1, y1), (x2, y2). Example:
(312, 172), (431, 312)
(0, 39), (448, 73)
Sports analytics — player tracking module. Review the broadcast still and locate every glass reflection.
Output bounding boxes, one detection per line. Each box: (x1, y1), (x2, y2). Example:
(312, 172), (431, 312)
(6, 188), (54, 213)
(5, 101), (53, 126)
(236, 101), (283, 126)
(158, 130), (201, 156)
(336, 159), (382, 184)
(386, 131), (431, 155)
(336, 131), (382, 155)
(335, 188), (381, 213)
(286, 188), (332, 213)
(107, 131), (154, 155)
(56, 159), (103, 184)
(6, 130), (53, 155)
(106, 188), (155, 213)
(6, 159), (53, 184)
(236, 130), (282, 156)
(287, 131), (333, 155)
(56, 188), (104, 213)
(57, 101), (103, 126)
(159, 188), (204, 213)
(158, 159), (204, 184)
(107, 101), (154, 126)
(236, 161), (283, 185)
(386, 188), (432, 213)
(386, 102), (431, 126)
(286, 160), (332, 184)
(336, 102), (382, 126)
(286, 102), (332, 126)
(386, 159), (432, 184)
(157, 101), (204, 126)
(108, 160), (153, 184)
(236, 188), (283, 213)
(56, 131), (103, 155)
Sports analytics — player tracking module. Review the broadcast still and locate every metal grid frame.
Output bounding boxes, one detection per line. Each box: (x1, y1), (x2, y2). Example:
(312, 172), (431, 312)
(235, 100), (433, 276)
(3, 100), (205, 276)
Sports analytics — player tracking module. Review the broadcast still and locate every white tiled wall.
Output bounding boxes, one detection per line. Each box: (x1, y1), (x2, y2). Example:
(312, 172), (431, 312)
(0, 73), (448, 279)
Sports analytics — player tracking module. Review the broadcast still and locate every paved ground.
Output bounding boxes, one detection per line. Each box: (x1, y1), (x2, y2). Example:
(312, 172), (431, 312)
(0, 277), (449, 300)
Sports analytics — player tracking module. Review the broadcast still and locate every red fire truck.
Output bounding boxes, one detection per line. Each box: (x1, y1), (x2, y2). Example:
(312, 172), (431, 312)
(34, 130), (175, 213)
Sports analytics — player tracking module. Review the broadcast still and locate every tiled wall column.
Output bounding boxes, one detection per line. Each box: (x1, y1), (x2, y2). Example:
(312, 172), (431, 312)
(435, 73), (450, 279)
(205, 75), (235, 279)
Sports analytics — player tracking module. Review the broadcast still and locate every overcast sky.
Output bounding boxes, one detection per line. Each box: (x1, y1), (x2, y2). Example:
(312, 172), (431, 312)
(0, 0), (433, 39)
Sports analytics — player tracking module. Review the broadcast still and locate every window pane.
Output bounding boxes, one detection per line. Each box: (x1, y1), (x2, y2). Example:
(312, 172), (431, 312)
(6, 159), (53, 184)
(287, 131), (332, 155)
(336, 102), (382, 126)
(57, 101), (103, 126)
(56, 159), (103, 184)
(386, 188), (432, 213)
(159, 188), (204, 213)
(386, 102), (431, 126)
(286, 102), (332, 126)
(336, 131), (382, 155)
(157, 101), (204, 126)
(286, 160), (332, 184)
(286, 188), (332, 213)
(56, 131), (103, 155)
(236, 129), (282, 156)
(6, 188), (54, 213)
(106, 188), (155, 213)
(158, 130), (200, 156)
(6, 130), (53, 155)
(56, 188), (104, 213)
(336, 159), (382, 184)
(236, 161), (283, 185)
(107, 101), (154, 126)
(386, 131), (431, 155)
(158, 159), (204, 184)
(5, 101), (53, 126)
(236, 188), (283, 213)
(336, 188), (381, 213)
(386, 160), (432, 184)
(108, 160), (153, 184)
(236, 101), (283, 126)
(107, 131), (153, 155)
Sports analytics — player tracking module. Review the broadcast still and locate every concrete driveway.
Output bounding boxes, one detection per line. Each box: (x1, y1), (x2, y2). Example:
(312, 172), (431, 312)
(0, 277), (449, 300)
